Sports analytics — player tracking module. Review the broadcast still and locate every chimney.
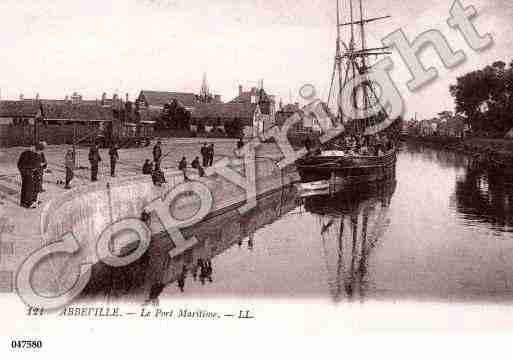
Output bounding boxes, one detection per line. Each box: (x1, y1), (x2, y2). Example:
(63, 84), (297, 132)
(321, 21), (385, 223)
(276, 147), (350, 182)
(101, 92), (107, 105)
(239, 85), (243, 96)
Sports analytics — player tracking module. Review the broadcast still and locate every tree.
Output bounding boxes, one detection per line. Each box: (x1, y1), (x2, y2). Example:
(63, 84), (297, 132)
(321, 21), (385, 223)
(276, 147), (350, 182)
(450, 60), (513, 136)
(157, 99), (191, 130)
(225, 118), (243, 138)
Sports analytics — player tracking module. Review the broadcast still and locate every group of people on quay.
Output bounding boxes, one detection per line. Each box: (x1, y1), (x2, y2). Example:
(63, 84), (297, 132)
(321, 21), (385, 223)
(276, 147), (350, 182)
(144, 140), (216, 185)
(17, 141), (47, 208)
(15, 137), (224, 209)
(87, 142), (120, 182)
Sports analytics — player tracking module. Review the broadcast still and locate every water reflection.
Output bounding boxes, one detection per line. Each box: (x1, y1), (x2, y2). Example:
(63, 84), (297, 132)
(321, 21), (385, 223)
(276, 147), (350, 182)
(302, 180), (396, 302)
(82, 185), (300, 301)
(81, 142), (513, 304)
(454, 161), (513, 232)
(402, 141), (469, 170)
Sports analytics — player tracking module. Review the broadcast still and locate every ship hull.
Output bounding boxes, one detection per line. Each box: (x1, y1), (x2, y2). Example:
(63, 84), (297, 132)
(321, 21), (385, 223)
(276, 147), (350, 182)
(295, 149), (397, 185)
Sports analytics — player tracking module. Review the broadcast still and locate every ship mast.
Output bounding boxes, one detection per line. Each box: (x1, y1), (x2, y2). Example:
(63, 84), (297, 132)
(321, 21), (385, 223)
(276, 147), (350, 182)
(329, 0), (392, 133)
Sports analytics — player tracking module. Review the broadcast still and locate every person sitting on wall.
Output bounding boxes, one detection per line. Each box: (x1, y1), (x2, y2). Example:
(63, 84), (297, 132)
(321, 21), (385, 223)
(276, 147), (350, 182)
(140, 208), (151, 227)
(237, 138), (244, 150)
(142, 159), (153, 175)
(191, 156), (205, 177)
(151, 164), (166, 186)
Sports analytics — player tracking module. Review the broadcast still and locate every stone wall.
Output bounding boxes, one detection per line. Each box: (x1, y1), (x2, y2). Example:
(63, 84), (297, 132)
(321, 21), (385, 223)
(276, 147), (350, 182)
(37, 159), (299, 301)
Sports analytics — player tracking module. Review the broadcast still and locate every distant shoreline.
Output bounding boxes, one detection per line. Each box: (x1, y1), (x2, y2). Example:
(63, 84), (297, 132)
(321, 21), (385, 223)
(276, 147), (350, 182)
(401, 135), (513, 164)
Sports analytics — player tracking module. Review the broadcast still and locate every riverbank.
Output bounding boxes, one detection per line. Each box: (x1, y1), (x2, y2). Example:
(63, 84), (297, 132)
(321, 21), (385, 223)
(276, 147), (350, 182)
(401, 136), (513, 163)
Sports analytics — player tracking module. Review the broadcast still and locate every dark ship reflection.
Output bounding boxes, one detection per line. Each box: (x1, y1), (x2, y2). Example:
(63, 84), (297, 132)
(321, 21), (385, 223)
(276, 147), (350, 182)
(302, 179), (397, 302)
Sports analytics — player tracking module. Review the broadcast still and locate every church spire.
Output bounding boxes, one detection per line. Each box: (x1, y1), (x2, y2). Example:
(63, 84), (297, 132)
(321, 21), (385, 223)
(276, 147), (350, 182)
(200, 72), (210, 101)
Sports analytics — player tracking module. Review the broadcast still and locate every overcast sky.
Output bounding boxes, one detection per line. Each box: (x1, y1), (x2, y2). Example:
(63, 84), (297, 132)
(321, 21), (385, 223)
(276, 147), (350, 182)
(0, 0), (511, 120)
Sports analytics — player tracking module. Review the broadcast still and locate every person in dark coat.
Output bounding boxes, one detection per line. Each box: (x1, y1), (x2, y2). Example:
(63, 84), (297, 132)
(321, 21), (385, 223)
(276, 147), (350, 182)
(178, 156), (189, 181)
(142, 159), (153, 175)
(17, 147), (40, 208)
(153, 141), (162, 171)
(34, 142), (47, 193)
(237, 138), (244, 150)
(304, 137), (312, 153)
(108, 143), (119, 177)
(177, 265), (187, 292)
(64, 149), (74, 189)
(208, 143), (215, 166)
(200, 143), (208, 167)
(88, 143), (102, 182)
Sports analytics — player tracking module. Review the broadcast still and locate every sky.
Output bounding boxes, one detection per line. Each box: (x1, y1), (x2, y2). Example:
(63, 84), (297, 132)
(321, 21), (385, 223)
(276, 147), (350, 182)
(0, 0), (511, 120)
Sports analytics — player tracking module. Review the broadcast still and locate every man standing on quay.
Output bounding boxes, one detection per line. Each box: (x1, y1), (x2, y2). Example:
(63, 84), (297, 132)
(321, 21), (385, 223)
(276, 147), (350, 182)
(88, 142), (102, 182)
(108, 142), (119, 177)
(17, 146), (40, 208)
(64, 149), (74, 189)
(200, 143), (208, 167)
(34, 141), (47, 193)
(153, 140), (162, 171)
(208, 143), (215, 167)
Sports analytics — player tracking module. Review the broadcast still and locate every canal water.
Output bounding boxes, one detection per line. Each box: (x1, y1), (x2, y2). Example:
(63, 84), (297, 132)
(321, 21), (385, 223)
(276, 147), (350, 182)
(160, 142), (513, 303)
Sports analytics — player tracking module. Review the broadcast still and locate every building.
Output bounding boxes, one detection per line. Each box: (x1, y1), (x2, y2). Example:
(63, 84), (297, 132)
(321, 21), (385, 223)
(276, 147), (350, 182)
(418, 118), (441, 136)
(0, 97), (115, 124)
(136, 90), (200, 123)
(137, 90), (198, 111)
(275, 103), (301, 128)
(438, 114), (466, 138)
(229, 85), (276, 135)
(197, 73), (223, 104)
(190, 102), (262, 137)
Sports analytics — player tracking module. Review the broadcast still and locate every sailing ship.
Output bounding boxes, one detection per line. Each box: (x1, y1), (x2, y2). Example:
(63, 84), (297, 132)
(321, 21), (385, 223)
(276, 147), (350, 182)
(295, 0), (399, 185)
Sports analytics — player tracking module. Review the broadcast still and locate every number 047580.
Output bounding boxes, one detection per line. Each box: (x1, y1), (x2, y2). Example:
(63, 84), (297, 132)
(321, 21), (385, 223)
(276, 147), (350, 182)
(11, 340), (42, 349)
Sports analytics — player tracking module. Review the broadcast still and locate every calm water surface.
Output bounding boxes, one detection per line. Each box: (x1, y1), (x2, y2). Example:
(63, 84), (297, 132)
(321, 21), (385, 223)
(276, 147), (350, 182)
(162, 142), (513, 303)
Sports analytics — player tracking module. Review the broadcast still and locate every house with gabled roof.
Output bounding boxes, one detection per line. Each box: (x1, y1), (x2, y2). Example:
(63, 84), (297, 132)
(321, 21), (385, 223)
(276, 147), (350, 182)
(230, 85), (275, 116)
(190, 102), (262, 137)
(137, 90), (198, 111)
(229, 85), (276, 135)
